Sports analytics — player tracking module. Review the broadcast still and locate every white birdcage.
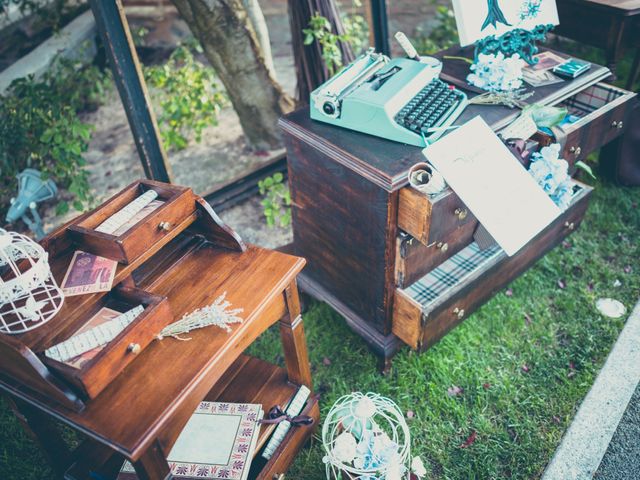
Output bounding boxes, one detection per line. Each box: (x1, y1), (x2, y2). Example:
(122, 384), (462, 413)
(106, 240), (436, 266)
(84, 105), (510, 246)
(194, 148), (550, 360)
(0, 229), (64, 334)
(322, 392), (413, 480)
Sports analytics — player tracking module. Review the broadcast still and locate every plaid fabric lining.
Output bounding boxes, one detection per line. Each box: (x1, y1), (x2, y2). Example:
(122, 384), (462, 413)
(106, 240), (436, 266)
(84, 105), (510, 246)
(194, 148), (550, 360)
(405, 242), (503, 308)
(562, 84), (623, 117)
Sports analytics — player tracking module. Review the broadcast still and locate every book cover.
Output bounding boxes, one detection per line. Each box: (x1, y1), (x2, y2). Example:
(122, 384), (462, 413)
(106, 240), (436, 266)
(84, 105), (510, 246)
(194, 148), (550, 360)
(118, 402), (263, 480)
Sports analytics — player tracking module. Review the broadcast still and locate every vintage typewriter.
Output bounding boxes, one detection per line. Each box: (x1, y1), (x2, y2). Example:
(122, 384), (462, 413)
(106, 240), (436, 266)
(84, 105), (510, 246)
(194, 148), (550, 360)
(310, 34), (468, 147)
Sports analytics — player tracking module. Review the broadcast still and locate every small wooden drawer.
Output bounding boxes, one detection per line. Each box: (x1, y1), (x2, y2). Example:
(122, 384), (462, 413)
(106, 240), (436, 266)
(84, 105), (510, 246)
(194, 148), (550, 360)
(555, 82), (636, 167)
(395, 217), (478, 288)
(67, 180), (197, 264)
(41, 287), (172, 399)
(393, 181), (593, 351)
(397, 187), (476, 246)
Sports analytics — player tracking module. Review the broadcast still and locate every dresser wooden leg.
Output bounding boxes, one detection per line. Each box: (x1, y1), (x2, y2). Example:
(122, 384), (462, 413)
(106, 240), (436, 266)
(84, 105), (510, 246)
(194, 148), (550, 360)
(378, 355), (393, 375)
(280, 280), (313, 389)
(133, 441), (171, 480)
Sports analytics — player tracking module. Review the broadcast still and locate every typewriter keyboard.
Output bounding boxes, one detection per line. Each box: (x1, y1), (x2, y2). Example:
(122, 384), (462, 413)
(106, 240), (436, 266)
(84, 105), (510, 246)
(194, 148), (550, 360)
(394, 78), (466, 137)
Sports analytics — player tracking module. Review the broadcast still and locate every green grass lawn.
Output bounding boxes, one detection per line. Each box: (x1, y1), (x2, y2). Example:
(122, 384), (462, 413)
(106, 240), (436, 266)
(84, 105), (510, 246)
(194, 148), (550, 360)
(1, 173), (638, 479)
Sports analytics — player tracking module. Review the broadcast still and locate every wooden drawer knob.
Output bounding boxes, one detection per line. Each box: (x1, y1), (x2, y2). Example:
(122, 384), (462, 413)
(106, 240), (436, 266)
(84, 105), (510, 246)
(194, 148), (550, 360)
(158, 221), (171, 232)
(611, 120), (624, 130)
(454, 208), (468, 221)
(569, 146), (582, 156)
(453, 307), (465, 319)
(127, 343), (141, 355)
(436, 242), (449, 252)
(564, 221), (575, 230)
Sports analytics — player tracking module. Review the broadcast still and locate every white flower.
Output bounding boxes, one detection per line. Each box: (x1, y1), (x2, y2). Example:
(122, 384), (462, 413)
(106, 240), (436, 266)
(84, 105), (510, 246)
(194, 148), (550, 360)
(467, 53), (525, 92)
(386, 457), (405, 480)
(332, 432), (358, 464)
(411, 456), (427, 477)
(355, 396), (377, 419)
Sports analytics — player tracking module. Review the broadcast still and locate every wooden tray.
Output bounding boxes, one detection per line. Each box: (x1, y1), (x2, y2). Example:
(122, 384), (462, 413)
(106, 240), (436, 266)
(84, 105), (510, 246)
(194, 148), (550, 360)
(67, 180), (197, 264)
(41, 287), (172, 399)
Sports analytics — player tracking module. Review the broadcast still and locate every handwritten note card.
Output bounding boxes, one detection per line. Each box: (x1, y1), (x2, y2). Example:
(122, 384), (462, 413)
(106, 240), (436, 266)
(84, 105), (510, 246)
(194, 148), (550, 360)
(423, 116), (560, 256)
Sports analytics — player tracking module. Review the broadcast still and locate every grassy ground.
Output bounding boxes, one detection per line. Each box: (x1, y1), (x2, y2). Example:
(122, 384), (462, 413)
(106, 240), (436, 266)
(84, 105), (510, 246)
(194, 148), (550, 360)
(1, 36), (639, 480)
(1, 172), (637, 480)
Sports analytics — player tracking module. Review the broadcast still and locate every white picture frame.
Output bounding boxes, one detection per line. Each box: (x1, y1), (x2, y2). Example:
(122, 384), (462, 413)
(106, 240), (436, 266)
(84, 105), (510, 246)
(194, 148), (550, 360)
(451, 0), (560, 46)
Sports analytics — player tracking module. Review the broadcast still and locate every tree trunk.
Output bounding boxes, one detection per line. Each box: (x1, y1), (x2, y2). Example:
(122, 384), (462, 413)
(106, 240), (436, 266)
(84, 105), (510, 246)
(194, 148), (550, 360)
(242, 0), (276, 79)
(171, 0), (294, 151)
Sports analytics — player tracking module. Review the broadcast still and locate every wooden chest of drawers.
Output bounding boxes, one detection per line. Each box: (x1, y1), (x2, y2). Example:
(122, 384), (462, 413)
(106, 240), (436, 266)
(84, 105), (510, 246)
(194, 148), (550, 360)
(280, 50), (636, 371)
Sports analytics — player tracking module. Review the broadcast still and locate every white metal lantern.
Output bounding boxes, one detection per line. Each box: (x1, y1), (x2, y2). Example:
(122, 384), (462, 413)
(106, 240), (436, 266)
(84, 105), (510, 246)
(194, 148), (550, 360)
(322, 392), (412, 480)
(0, 229), (64, 334)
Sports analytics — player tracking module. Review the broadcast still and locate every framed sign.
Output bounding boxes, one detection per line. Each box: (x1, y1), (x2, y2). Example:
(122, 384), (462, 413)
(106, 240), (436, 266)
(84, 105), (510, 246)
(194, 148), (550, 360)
(451, 0), (560, 46)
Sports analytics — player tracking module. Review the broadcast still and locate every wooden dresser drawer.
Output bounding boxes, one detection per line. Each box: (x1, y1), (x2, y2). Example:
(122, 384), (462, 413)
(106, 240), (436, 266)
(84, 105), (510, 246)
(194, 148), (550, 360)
(555, 82), (636, 167)
(395, 217), (478, 288)
(397, 187), (476, 246)
(392, 181), (593, 351)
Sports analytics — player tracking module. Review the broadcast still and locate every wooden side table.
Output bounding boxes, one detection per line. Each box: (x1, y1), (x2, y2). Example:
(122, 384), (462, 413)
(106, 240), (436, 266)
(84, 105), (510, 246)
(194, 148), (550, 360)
(556, 0), (640, 89)
(0, 182), (318, 480)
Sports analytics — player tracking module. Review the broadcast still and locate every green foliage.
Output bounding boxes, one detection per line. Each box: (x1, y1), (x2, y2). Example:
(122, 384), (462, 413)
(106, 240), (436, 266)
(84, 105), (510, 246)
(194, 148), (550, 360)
(258, 172), (291, 228)
(0, 0), (81, 33)
(341, 0), (369, 55)
(413, 3), (459, 56)
(0, 56), (108, 217)
(145, 43), (227, 152)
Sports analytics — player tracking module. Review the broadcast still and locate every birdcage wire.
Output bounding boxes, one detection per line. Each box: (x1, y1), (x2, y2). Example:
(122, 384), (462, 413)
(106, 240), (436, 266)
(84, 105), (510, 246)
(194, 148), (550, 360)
(0, 229), (64, 334)
(322, 392), (411, 479)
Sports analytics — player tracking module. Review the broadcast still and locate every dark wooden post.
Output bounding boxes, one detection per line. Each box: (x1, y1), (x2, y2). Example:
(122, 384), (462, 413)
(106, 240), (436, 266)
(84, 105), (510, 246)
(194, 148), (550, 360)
(88, 0), (173, 183)
(370, 0), (390, 56)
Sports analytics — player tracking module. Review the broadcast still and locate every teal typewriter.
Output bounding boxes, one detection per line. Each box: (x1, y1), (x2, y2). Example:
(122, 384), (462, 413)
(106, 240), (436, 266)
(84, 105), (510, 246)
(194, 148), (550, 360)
(310, 37), (468, 147)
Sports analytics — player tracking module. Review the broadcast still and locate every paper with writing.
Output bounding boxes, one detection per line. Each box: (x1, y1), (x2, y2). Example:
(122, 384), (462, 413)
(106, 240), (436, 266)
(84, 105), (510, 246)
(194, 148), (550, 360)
(423, 116), (560, 256)
(61, 251), (117, 296)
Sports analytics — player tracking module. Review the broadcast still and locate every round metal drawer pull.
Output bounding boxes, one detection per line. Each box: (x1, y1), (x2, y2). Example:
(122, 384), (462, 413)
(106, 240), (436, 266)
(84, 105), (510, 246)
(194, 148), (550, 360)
(454, 208), (468, 221)
(612, 120), (624, 130)
(127, 343), (141, 355)
(564, 221), (575, 230)
(569, 146), (582, 156)
(453, 307), (465, 319)
(437, 242), (449, 252)
(158, 221), (171, 232)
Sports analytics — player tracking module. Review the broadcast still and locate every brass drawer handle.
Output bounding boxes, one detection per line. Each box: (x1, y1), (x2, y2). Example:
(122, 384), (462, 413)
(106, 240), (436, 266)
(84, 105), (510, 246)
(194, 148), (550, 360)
(569, 146), (582, 156)
(436, 242), (449, 252)
(158, 221), (171, 232)
(611, 120), (624, 130)
(564, 221), (575, 230)
(454, 208), (468, 221)
(453, 307), (465, 319)
(127, 343), (141, 355)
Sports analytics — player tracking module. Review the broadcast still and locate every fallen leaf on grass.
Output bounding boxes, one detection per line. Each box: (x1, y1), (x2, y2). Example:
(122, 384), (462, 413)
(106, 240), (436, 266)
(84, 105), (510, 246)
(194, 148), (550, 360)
(624, 265), (632, 274)
(322, 357), (332, 366)
(568, 362), (576, 379)
(524, 313), (532, 326)
(482, 383), (491, 390)
(460, 430), (477, 448)
(613, 279), (622, 288)
(447, 385), (464, 397)
(406, 410), (415, 420)
(552, 415), (561, 424)
(521, 364), (530, 373)
(505, 288), (513, 297)
(557, 279), (566, 289)
(561, 240), (572, 249)
(587, 281), (595, 292)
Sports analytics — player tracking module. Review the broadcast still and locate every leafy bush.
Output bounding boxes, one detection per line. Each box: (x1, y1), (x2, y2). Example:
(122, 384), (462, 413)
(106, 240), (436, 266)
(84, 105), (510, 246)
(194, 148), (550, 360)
(258, 172), (291, 228)
(145, 43), (227, 151)
(0, 56), (108, 217)
(413, 3), (459, 55)
(341, 0), (369, 55)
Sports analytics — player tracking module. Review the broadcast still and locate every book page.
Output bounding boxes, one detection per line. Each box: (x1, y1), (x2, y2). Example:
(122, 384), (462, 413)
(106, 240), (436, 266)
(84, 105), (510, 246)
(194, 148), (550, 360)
(423, 116), (560, 256)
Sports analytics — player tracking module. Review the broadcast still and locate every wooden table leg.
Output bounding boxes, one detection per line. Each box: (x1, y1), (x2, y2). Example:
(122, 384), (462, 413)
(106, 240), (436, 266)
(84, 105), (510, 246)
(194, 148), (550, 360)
(132, 441), (171, 480)
(280, 280), (313, 389)
(605, 16), (627, 80)
(628, 48), (640, 90)
(5, 396), (72, 477)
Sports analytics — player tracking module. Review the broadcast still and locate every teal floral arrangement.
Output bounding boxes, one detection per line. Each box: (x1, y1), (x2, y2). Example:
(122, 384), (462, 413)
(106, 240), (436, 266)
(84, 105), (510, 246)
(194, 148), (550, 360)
(467, 52), (524, 92)
(528, 143), (574, 210)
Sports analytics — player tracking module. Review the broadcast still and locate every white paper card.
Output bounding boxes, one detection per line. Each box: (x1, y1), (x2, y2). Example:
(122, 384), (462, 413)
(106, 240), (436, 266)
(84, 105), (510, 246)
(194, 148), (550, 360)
(423, 116), (560, 256)
(451, 0), (559, 46)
